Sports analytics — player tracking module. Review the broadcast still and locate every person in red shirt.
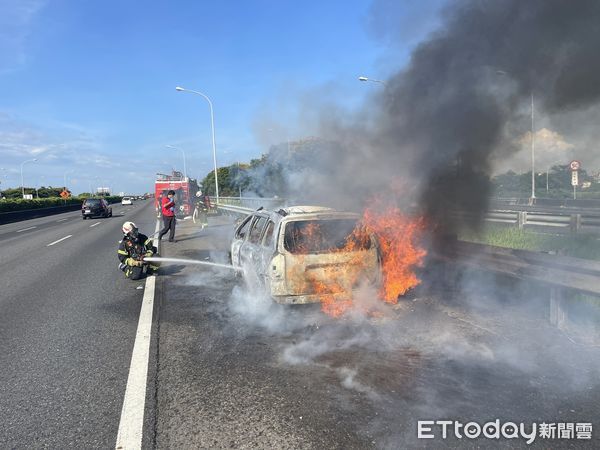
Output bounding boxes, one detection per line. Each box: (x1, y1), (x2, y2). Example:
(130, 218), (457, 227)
(158, 190), (177, 242)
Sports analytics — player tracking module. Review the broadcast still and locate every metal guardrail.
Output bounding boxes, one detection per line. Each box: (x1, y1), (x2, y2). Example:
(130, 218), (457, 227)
(216, 203), (255, 217)
(217, 196), (286, 210)
(217, 199), (600, 233)
(493, 197), (600, 209)
(446, 240), (600, 296)
(451, 209), (600, 233)
(442, 240), (600, 329)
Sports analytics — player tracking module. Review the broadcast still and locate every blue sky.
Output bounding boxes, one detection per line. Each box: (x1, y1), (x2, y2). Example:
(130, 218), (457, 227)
(0, 0), (443, 194)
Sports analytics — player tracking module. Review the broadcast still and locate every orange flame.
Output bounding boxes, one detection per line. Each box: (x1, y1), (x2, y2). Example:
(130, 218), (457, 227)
(299, 205), (426, 317)
(362, 206), (427, 303)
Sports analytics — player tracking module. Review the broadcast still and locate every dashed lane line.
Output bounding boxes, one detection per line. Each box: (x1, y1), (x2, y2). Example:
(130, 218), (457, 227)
(90, 222), (101, 228)
(115, 219), (160, 450)
(16, 226), (37, 233)
(56, 218), (69, 222)
(47, 235), (73, 247)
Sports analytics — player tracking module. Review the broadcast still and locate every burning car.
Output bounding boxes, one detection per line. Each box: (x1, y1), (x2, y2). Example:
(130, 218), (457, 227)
(230, 206), (382, 305)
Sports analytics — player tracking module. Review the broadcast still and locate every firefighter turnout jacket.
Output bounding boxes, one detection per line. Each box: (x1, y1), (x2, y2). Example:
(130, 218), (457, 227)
(117, 233), (157, 280)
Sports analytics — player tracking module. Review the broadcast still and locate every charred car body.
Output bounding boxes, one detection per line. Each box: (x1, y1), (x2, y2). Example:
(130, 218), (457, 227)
(230, 206), (381, 304)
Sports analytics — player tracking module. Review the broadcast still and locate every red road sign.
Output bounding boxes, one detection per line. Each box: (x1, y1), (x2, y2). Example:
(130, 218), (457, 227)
(570, 160), (581, 171)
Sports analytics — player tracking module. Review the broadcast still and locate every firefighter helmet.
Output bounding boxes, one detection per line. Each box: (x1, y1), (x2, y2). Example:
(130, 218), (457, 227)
(122, 221), (138, 236)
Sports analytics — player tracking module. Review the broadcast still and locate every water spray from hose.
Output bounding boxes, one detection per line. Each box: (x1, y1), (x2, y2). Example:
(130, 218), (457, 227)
(144, 256), (243, 272)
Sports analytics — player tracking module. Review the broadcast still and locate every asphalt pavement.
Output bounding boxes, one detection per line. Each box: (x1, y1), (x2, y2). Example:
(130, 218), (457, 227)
(0, 199), (158, 448)
(155, 215), (600, 449)
(2, 202), (600, 448)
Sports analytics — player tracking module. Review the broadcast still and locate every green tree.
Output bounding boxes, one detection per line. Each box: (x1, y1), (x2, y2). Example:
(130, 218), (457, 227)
(491, 165), (598, 199)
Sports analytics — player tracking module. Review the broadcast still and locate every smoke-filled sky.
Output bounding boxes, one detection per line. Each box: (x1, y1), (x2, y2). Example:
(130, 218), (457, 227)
(251, 0), (600, 232)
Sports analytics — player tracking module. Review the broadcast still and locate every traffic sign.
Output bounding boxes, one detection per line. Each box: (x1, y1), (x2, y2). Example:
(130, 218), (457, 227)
(570, 160), (581, 171)
(571, 171), (579, 186)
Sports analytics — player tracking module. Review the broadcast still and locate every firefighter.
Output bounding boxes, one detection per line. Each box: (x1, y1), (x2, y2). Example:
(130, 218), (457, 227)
(193, 190), (209, 228)
(117, 221), (159, 279)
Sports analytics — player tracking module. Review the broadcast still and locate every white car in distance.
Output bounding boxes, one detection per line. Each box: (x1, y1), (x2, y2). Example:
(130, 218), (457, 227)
(121, 196), (133, 205)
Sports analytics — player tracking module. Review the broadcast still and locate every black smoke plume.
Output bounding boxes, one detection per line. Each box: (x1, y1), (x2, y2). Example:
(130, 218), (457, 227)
(254, 0), (600, 236)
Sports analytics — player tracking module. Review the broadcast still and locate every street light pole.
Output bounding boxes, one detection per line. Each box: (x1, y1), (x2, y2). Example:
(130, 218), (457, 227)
(0, 167), (7, 199)
(20, 158), (38, 198)
(63, 171), (71, 190)
(496, 70), (535, 201)
(175, 86), (219, 202)
(531, 93), (535, 200)
(166, 145), (187, 180)
(238, 161), (242, 198)
(63, 170), (74, 202)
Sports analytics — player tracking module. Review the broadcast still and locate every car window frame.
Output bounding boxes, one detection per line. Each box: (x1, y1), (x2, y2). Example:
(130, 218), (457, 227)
(235, 215), (253, 240)
(262, 220), (276, 248)
(248, 215), (268, 245)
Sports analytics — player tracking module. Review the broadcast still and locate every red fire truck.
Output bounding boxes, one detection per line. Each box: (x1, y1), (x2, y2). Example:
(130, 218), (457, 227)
(155, 171), (200, 217)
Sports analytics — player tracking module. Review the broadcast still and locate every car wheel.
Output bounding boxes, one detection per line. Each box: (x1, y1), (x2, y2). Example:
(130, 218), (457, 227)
(82, 216), (86, 220)
(109, 209), (113, 217)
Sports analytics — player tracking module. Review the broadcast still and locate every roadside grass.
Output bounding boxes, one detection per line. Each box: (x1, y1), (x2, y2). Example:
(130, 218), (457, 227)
(458, 224), (600, 261)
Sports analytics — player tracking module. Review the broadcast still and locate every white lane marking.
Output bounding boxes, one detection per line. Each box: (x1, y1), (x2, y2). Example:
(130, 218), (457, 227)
(90, 222), (101, 228)
(47, 235), (73, 246)
(115, 219), (160, 450)
(16, 226), (37, 233)
(56, 218), (69, 222)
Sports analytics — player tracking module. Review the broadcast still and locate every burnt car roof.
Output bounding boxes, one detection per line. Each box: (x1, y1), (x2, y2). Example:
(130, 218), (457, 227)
(249, 206), (359, 225)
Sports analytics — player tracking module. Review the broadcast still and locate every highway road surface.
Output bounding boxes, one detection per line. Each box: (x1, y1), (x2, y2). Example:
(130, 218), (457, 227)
(1, 200), (600, 448)
(0, 199), (158, 448)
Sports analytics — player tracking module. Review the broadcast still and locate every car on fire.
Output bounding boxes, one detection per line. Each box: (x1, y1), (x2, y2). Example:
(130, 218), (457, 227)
(230, 206), (381, 304)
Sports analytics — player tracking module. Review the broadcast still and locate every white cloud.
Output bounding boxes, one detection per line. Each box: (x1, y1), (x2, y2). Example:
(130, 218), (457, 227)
(493, 128), (576, 174)
(0, 112), (128, 191)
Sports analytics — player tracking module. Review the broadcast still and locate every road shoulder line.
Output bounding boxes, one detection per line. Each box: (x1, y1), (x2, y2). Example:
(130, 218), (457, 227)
(115, 219), (160, 450)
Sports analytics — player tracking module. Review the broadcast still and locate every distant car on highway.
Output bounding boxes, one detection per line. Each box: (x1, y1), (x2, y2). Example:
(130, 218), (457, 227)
(121, 197), (133, 205)
(82, 198), (112, 219)
(230, 206), (381, 304)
